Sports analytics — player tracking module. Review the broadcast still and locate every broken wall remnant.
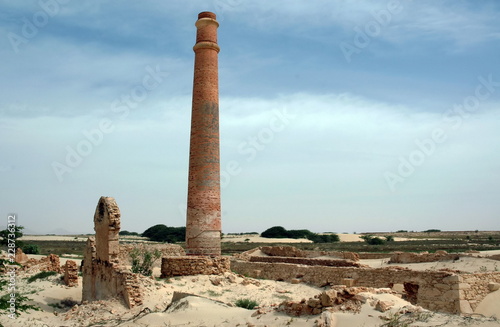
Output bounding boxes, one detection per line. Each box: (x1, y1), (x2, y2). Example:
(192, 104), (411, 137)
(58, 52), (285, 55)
(82, 196), (143, 308)
(231, 246), (500, 314)
(160, 256), (230, 278)
(389, 251), (460, 264)
(15, 248), (29, 264)
(63, 260), (78, 287)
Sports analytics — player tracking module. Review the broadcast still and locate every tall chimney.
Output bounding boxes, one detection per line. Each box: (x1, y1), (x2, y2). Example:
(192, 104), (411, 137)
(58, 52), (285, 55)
(185, 12), (221, 256)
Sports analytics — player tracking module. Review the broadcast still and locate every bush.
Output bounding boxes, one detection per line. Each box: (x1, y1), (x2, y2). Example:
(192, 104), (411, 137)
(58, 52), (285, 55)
(360, 235), (386, 245)
(119, 230), (139, 236)
(261, 226), (339, 243)
(130, 248), (162, 276)
(423, 229), (441, 233)
(385, 235), (395, 242)
(0, 293), (40, 317)
(22, 244), (40, 254)
(235, 298), (258, 310)
(27, 271), (58, 283)
(142, 224), (186, 243)
(0, 225), (24, 247)
(261, 226), (289, 238)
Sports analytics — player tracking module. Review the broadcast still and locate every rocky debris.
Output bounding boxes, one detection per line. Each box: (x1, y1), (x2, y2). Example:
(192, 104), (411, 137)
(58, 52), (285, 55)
(488, 282), (500, 292)
(277, 286), (395, 317)
(210, 276), (223, 286)
(375, 300), (395, 312)
(22, 253), (62, 274)
(15, 247), (29, 263)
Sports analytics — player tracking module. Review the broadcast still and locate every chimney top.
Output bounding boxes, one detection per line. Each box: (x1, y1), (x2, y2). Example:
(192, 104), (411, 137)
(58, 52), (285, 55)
(198, 12), (216, 20)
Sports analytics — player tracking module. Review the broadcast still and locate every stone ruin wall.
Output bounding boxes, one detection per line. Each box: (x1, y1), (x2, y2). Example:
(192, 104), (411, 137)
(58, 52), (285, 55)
(389, 251), (461, 264)
(248, 256), (367, 268)
(460, 272), (500, 311)
(63, 260), (78, 287)
(82, 197), (143, 308)
(230, 259), (500, 314)
(247, 246), (361, 262)
(160, 256), (230, 278)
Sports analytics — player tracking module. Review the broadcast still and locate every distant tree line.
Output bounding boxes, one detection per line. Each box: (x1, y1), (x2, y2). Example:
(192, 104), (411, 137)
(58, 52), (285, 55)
(260, 226), (339, 243)
(141, 224), (186, 243)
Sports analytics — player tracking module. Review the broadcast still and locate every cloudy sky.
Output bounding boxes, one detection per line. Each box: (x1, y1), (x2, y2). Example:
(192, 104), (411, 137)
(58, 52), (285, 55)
(1, 0), (499, 235)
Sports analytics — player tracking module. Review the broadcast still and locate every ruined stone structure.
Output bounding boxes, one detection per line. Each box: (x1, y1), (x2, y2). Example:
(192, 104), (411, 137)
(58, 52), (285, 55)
(160, 256), (230, 278)
(82, 196), (143, 308)
(186, 11), (222, 256)
(389, 251), (461, 264)
(231, 246), (500, 314)
(15, 248), (29, 264)
(63, 260), (78, 287)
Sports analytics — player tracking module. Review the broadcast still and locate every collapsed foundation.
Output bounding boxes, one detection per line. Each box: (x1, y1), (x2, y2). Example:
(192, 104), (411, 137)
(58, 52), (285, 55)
(231, 246), (500, 314)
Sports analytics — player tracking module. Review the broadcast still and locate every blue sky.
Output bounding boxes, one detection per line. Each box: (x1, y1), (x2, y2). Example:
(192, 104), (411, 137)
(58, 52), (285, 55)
(1, 0), (499, 235)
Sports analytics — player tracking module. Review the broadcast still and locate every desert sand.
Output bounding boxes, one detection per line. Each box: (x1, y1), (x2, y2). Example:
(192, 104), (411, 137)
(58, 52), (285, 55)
(1, 251), (499, 327)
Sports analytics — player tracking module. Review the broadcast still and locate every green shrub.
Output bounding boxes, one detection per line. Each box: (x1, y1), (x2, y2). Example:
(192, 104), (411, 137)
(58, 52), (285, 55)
(142, 224), (186, 243)
(119, 230), (139, 236)
(261, 226), (289, 238)
(22, 244), (40, 254)
(235, 298), (258, 310)
(130, 248), (162, 276)
(361, 235), (386, 245)
(27, 271), (58, 283)
(0, 293), (40, 317)
(261, 226), (339, 243)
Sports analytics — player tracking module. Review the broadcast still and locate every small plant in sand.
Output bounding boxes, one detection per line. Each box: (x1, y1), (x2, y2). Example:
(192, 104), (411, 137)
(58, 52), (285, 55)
(27, 270), (58, 283)
(205, 290), (222, 297)
(235, 298), (259, 310)
(0, 277), (40, 317)
(129, 248), (162, 276)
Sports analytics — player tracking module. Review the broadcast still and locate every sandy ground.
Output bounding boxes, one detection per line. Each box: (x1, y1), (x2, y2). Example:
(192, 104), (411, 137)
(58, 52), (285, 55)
(360, 255), (500, 273)
(20, 233), (403, 243)
(1, 251), (499, 326)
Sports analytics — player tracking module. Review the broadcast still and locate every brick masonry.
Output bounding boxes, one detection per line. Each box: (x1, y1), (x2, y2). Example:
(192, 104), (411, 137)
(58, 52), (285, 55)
(186, 11), (222, 256)
(160, 256), (230, 277)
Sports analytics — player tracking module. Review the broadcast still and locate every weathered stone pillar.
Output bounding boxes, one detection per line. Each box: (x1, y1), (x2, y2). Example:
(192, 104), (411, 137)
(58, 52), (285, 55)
(186, 12), (221, 256)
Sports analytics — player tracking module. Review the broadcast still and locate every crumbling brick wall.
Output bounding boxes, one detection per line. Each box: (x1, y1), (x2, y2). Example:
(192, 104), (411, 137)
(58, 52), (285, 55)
(249, 256), (367, 268)
(82, 196), (143, 308)
(260, 246), (306, 257)
(160, 256), (230, 277)
(389, 251), (460, 264)
(15, 248), (29, 264)
(231, 259), (466, 314)
(63, 260), (78, 287)
(304, 251), (360, 261)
